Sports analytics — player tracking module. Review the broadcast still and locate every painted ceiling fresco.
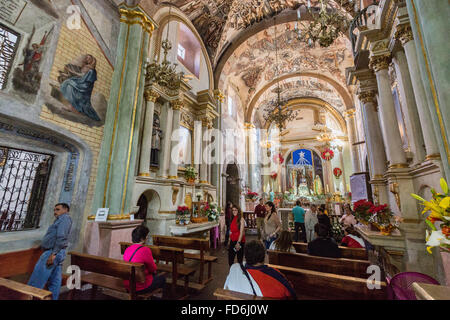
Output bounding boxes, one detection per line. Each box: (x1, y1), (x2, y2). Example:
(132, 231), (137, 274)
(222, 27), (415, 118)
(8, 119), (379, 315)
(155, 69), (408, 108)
(219, 21), (354, 111)
(170, 0), (353, 62)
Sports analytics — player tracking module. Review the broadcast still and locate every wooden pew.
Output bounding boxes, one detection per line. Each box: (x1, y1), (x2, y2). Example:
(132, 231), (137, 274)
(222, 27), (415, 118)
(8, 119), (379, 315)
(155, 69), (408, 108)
(268, 264), (387, 300)
(0, 277), (52, 300)
(152, 235), (217, 286)
(292, 241), (368, 260)
(267, 250), (371, 279)
(68, 251), (162, 300)
(0, 247), (69, 288)
(213, 288), (267, 300)
(119, 242), (197, 298)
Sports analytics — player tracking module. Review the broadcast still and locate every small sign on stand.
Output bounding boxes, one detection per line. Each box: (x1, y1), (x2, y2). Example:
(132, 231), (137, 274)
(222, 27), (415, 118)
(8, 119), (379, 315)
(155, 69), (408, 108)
(95, 208), (109, 222)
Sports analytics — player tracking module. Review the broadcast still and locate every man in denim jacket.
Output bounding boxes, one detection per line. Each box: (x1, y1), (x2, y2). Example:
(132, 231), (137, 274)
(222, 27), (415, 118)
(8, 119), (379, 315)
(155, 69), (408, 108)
(28, 203), (72, 300)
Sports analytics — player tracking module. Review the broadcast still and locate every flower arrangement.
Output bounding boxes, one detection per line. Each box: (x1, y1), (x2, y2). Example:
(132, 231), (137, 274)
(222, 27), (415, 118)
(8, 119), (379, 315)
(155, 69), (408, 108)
(411, 178), (450, 253)
(270, 172), (278, 180)
(353, 199), (374, 224)
(205, 202), (219, 222)
(246, 190), (258, 201)
(321, 148), (334, 161)
(333, 167), (342, 178)
(367, 204), (402, 235)
(184, 166), (197, 183)
(176, 205), (190, 225)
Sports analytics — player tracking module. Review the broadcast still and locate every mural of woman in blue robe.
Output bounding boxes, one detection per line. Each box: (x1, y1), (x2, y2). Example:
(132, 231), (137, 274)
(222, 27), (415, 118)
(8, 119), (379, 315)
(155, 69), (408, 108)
(57, 54), (101, 121)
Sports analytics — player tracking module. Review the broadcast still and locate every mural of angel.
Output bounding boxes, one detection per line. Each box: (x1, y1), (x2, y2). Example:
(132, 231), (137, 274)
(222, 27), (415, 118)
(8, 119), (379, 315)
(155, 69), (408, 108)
(12, 25), (53, 95)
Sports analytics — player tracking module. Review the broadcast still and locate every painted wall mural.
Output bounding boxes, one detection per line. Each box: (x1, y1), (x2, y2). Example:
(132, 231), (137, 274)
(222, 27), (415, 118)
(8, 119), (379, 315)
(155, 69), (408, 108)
(47, 53), (107, 126)
(219, 22), (354, 109)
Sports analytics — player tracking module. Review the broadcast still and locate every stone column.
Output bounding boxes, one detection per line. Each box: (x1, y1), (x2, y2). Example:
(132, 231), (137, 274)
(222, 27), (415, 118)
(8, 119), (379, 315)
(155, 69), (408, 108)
(168, 100), (182, 179)
(92, 5), (155, 215)
(199, 118), (211, 184)
(158, 101), (173, 178)
(344, 109), (361, 172)
(392, 49), (426, 165)
(369, 53), (408, 168)
(358, 90), (389, 204)
(138, 89), (159, 176)
(395, 23), (441, 161)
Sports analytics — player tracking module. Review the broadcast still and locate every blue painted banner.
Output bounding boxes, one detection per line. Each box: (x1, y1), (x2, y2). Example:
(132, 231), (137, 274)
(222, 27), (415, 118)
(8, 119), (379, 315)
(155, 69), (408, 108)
(292, 149), (312, 166)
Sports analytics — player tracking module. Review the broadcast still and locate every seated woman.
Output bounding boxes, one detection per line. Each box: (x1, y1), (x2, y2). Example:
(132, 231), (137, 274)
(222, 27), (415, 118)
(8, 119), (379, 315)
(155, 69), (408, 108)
(224, 240), (296, 299)
(269, 230), (296, 253)
(307, 223), (341, 258)
(123, 225), (166, 295)
(341, 226), (366, 249)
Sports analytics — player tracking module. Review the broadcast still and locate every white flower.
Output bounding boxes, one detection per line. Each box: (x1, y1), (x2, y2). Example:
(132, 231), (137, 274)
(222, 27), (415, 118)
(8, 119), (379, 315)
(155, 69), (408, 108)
(426, 230), (450, 248)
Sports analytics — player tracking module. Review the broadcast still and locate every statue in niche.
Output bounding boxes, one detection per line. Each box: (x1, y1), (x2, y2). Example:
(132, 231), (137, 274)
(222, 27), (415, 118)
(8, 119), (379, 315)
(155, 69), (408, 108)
(150, 114), (162, 166)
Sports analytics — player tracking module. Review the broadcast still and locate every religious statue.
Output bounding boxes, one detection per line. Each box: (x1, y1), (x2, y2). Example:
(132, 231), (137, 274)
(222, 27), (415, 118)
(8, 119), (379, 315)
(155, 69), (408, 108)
(151, 114), (162, 166)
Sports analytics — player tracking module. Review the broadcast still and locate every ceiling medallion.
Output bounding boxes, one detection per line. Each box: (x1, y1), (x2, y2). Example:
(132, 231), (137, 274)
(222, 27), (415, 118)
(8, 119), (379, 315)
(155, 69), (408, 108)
(294, 0), (351, 48)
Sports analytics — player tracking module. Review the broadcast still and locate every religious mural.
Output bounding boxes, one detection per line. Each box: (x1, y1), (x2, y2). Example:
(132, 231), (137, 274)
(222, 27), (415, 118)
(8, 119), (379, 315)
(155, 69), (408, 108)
(47, 54), (107, 126)
(178, 126), (192, 167)
(11, 26), (53, 96)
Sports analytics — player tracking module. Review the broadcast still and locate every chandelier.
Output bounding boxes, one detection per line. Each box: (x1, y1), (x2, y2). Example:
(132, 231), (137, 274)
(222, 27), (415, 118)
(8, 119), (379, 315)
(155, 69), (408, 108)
(145, 5), (186, 91)
(293, 0), (351, 48)
(263, 19), (298, 132)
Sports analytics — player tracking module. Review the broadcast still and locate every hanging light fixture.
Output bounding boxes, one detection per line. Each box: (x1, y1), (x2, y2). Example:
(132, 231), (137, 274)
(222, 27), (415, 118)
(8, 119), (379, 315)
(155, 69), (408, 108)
(293, 0), (351, 48)
(263, 18), (298, 132)
(145, 4), (188, 91)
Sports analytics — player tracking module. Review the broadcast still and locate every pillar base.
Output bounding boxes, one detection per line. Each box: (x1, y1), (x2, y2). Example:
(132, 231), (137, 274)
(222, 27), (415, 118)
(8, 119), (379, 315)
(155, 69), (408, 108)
(138, 172), (150, 177)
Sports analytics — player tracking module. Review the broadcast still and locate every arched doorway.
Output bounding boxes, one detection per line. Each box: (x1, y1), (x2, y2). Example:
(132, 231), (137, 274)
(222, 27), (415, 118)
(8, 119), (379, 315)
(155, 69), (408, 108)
(225, 163), (241, 208)
(135, 189), (161, 225)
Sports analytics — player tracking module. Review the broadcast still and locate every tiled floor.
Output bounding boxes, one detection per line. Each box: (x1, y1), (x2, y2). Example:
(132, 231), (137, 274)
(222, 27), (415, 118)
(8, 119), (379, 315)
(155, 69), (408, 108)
(60, 234), (260, 300)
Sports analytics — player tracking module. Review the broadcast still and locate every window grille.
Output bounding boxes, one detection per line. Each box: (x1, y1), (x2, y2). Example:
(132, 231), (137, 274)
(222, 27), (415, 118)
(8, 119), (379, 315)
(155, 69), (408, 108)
(0, 147), (53, 232)
(0, 24), (20, 90)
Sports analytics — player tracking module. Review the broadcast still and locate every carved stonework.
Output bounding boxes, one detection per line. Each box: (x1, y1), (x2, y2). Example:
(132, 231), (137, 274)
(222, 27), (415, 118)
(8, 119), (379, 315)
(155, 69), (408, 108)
(214, 89), (225, 103)
(201, 116), (213, 129)
(358, 90), (377, 104)
(180, 111), (194, 129)
(369, 54), (392, 72)
(144, 89), (159, 102)
(170, 99), (183, 110)
(395, 23), (414, 45)
(344, 109), (356, 119)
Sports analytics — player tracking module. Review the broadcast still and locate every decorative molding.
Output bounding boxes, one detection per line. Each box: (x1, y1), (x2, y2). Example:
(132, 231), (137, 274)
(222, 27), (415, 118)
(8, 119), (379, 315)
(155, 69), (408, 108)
(119, 7), (155, 34)
(144, 89), (160, 102)
(369, 53), (392, 72)
(358, 90), (377, 104)
(425, 154), (441, 161)
(395, 23), (414, 45)
(170, 99), (183, 110)
(214, 89), (225, 103)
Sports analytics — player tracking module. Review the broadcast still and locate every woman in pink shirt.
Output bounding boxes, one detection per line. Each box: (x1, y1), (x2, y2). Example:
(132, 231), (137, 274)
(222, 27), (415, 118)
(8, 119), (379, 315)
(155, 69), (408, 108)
(123, 225), (165, 294)
(339, 204), (357, 227)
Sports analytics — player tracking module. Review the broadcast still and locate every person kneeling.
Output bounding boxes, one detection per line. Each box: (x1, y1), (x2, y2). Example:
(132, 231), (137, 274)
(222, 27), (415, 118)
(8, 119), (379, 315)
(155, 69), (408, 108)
(123, 225), (166, 296)
(224, 240), (296, 299)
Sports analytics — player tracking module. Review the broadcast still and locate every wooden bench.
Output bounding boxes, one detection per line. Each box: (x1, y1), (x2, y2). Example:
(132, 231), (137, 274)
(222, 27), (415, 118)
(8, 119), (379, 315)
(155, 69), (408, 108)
(267, 250), (371, 278)
(119, 242), (198, 298)
(268, 264), (387, 300)
(0, 247), (69, 290)
(0, 277), (52, 300)
(152, 235), (217, 285)
(68, 251), (162, 300)
(292, 241), (368, 260)
(213, 288), (267, 300)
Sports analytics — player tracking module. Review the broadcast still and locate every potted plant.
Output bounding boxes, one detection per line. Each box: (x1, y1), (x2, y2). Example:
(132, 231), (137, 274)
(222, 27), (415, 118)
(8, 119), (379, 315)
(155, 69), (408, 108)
(245, 191), (258, 202)
(353, 199), (374, 225)
(176, 205), (190, 225)
(367, 204), (401, 235)
(205, 202), (219, 222)
(185, 166), (197, 184)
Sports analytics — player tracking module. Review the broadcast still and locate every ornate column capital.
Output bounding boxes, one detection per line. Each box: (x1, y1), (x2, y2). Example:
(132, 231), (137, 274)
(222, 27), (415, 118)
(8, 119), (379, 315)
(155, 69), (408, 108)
(201, 116), (213, 129)
(244, 122), (255, 130)
(369, 53), (392, 72)
(358, 90), (377, 104)
(119, 6), (155, 34)
(214, 89), (225, 103)
(395, 23), (414, 46)
(144, 89), (159, 102)
(170, 99), (183, 110)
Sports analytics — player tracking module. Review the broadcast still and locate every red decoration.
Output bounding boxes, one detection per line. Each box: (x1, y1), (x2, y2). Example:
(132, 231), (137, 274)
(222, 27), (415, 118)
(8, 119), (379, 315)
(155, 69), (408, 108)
(273, 153), (284, 165)
(333, 167), (343, 178)
(321, 148), (334, 161)
(270, 172), (278, 180)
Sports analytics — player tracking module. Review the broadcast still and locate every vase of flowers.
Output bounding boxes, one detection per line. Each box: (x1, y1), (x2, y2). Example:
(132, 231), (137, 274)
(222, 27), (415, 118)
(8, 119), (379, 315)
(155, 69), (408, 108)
(185, 166), (197, 184)
(411, 178), (450, 254)
(176, 205), (190, 225)
(246, 191), (258, 202)
(367, 203), (401, 235)
(205, 202), (219, 222)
